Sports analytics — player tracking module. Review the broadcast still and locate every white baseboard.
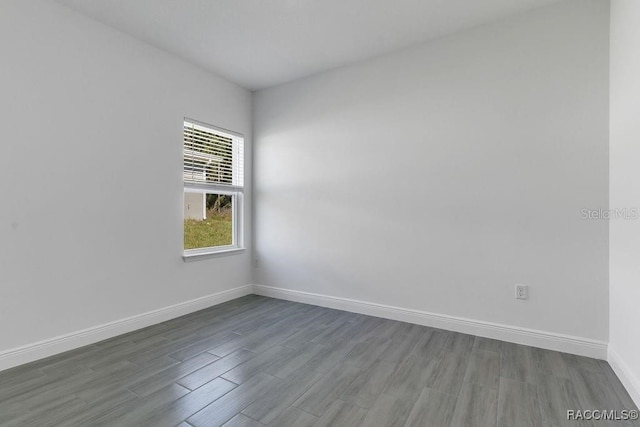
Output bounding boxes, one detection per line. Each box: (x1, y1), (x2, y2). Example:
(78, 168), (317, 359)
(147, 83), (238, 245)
(0, 283), (611, 374)
(608, 346), (640, 408)
(252, 284), (608, 359)
(0, 285), (253, 372)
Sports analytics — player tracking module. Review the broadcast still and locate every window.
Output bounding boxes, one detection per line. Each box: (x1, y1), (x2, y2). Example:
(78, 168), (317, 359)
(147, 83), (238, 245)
(183, 119), (244, 257)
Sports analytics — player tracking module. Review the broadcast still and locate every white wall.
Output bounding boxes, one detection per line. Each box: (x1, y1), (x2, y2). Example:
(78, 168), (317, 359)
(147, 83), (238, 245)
(0, 1), (252, 357)
(609, 0), (640, 405)
(254, 0), (610, 343)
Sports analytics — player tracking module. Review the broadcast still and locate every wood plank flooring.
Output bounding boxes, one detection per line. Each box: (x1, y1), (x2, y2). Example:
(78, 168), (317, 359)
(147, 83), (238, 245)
(0, 295), (637, 426)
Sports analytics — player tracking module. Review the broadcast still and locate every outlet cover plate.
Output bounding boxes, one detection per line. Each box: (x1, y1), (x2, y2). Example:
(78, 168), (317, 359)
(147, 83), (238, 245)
(515, 284), (529, 300)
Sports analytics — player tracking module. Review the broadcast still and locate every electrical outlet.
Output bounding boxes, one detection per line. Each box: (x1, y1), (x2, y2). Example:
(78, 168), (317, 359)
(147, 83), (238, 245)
(515, 284), (528, 300)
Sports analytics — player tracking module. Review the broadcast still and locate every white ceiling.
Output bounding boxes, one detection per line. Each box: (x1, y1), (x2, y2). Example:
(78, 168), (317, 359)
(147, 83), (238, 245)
(56, 0), (564, 90)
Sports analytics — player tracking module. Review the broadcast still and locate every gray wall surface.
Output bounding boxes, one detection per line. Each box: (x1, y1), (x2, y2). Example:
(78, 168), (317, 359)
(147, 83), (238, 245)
(0, 0), (253, 352)
(254, 0), (610, 341)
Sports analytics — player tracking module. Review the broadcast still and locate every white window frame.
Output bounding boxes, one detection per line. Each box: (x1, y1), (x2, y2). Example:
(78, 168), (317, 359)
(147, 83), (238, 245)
(183, 118), (245, 260)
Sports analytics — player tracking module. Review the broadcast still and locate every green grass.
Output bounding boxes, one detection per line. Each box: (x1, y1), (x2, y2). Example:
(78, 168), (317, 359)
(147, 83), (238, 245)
(184, 210), (232, 250)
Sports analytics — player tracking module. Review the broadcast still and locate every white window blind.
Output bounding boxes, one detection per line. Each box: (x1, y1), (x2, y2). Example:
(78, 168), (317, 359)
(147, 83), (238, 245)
(183, 120), (244, 189)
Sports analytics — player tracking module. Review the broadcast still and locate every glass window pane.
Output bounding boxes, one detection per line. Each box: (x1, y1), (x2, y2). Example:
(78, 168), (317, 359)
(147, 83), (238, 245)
(184, 192), (233, 249)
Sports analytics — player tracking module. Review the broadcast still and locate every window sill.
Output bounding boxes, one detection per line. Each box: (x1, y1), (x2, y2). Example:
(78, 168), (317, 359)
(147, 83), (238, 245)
(183, 247), (245, 262)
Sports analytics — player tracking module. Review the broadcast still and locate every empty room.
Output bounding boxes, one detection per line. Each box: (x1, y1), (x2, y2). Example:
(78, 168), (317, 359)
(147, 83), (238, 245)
(1, 0), (639, 426)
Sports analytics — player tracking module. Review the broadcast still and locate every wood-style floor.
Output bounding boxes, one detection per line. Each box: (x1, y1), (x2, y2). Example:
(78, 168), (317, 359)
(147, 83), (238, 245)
(0, 295), (637, 427)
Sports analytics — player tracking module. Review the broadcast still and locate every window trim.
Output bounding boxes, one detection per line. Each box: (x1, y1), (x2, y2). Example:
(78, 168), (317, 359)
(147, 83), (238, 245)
(184, 118), (244, 139)
(182, 119), (245, 260)
(182, 246), (245, 262)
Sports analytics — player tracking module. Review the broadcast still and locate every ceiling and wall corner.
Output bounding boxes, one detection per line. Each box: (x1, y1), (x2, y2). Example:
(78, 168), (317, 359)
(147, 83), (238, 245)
(55, 0), (565, 90)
